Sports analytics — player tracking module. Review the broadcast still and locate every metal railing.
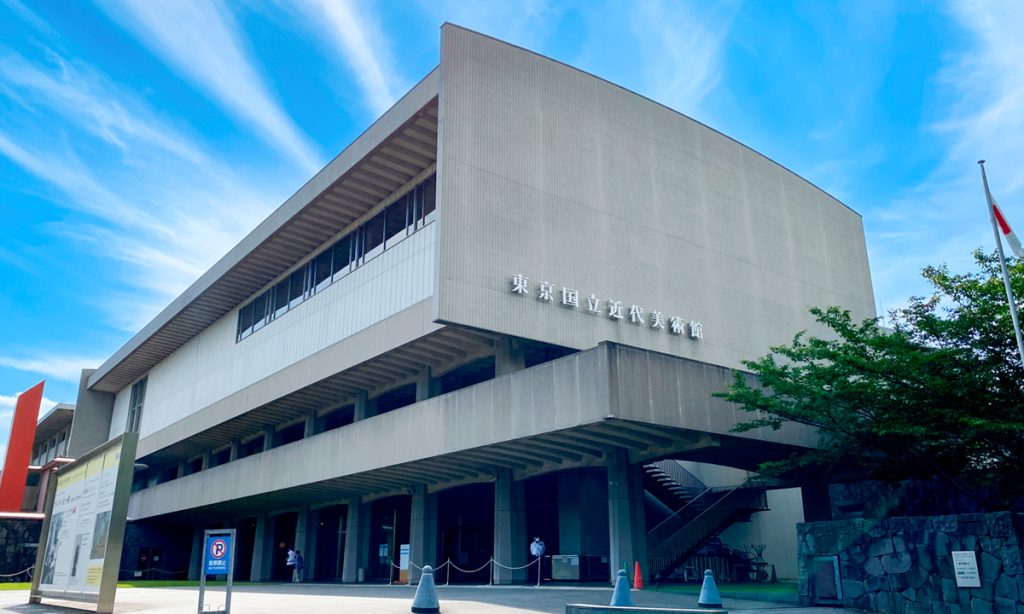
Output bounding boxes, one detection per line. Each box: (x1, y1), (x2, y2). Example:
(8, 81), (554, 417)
(648, 460), (706, 493)
(647, 481), (768, 579)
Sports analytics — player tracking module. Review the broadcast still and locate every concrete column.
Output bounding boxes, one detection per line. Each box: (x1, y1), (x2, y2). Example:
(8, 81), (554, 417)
(250, 514), (269, 581)
(201, 451), (212, 471)
(495, 336), (526, 376)
(176, 462), (187, 479)
(415, 367), (440, 402)
(342, 499), (370, 582)
(262, 427), (275, 452)
(294, 505), (310, 580)
(353, 391), (371, 422)
(493, 469), (527, 584)
(606, 448), (648, 582)
(409, 484), (438, 584)
(188, 527), (203, 581)
(228, 438), (241, 462)
(304, 508), (319, 580)
(303, 410), (318, 439)
(559, 469), (609, 556)
(67, 369), (115, 457)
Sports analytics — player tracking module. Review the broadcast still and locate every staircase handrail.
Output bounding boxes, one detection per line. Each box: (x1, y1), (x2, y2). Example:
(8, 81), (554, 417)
(646, 485), (716, 541)
(649, 480), (768, 564)
(650, 460), (706, 492)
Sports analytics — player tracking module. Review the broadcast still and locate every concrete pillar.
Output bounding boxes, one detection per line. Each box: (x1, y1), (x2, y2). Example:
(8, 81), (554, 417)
(304, 508), (319, 580)
(201, 451), (212, 471)
(493, 469), (527, 584)
(67, 369), (115, 457)
(229, 438), (240, 462)
(188, 527), (203, 581)
(415, 367), (440, 402)
(304, 410), (318, 438)
(353, 391), (371, 422)
(559, 469), (610, 556)
(250, 514), (269, 581)
(294, 505), (310, 580)
(342, 499), (370, 582)
(409, 484), (438, 584)
(176, 462), (187, 479)
(606, 448), (648, 582)
(262, 427), (275, 452)
(495, 337), (526, 377)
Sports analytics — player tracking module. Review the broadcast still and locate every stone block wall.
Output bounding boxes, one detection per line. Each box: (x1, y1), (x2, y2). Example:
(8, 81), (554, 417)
(798, 513), (1024, 614)
(0, 518), (42, 581)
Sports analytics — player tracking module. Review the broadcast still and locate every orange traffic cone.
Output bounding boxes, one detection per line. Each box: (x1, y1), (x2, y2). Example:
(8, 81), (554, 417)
(633, 561), (644, 590)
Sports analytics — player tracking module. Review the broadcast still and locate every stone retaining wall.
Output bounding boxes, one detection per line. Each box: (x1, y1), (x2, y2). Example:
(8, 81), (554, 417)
(798, 512), (1023, 614)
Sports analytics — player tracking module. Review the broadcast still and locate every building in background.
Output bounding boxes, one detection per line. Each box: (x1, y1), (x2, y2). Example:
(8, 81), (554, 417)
(62, 25), (874, 584)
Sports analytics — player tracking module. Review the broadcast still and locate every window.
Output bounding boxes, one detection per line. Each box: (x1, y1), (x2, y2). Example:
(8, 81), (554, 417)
(126, 376), (148, 433)
(274, 278), (290, 318)
(361, 211), (385, 262)
(384, 196), (409, 248)
(332, 236), (352, 280)
(288, 269), (306, 308)
(235, 173), (437, 342)
(313, 249), (333, 293)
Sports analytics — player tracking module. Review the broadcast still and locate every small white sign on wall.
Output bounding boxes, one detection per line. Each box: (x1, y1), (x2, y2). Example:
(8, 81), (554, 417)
(951, 551), (981, 588)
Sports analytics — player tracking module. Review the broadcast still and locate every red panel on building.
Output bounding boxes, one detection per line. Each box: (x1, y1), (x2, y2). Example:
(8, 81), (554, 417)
(0, 381), (44, 512)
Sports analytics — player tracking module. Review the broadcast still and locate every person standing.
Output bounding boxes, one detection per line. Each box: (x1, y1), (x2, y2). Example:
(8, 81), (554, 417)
(286, 547), (297, 582)
(294, 550), (304, 583)
(530, 537), (546, 585)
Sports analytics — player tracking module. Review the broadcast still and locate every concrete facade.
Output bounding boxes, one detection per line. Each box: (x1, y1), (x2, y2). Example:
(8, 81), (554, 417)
(64, 24), (874, 585)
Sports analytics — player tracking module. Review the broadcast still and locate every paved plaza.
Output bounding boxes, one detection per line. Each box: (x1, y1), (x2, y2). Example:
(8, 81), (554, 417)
(0, 584), (843, 614)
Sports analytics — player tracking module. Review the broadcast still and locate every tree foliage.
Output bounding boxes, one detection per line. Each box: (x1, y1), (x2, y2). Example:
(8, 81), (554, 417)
(719, 251), (1024, 507)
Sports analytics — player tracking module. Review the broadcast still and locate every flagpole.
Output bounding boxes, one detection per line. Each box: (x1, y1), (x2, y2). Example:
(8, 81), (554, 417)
(978, 160), (1024, 362)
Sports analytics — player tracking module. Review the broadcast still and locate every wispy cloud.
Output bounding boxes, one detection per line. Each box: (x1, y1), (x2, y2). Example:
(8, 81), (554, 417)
(99, 0), (321, 173)
(625, 0), (735, 115)
(0, 48), (283, 331)
(0, 393), (59, 413)
(0, 354), (102, 383)
(866, 1), (1024, 315)
(295, 0), (400, 116)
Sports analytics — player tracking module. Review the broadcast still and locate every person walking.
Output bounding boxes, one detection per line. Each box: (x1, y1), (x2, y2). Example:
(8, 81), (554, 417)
(294, 550), (304, 583)
(529, 537), (546, 585)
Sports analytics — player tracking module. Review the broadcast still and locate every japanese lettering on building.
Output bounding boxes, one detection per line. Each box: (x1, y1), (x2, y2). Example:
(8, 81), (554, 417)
(509, 273), (703, 340)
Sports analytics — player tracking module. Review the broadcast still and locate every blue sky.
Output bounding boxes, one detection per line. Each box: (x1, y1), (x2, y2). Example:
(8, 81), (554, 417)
(0, 0), (1022, 464)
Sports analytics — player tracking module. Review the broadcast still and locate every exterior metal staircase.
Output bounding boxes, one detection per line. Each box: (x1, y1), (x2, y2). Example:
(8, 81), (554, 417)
(642, 460), (770, 581)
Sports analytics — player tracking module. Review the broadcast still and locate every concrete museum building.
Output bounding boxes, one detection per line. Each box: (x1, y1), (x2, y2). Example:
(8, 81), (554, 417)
(65, 25), (875, 585)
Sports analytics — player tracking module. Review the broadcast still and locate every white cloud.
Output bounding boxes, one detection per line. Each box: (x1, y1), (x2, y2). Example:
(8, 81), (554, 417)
(626, 0), (734, 115)
(100, 0), (322, 174)
(0, 393), (59, 413)
(0, 354), (101, 383)
(865, 1), (1024, 315)
(296, 0), (400, 116)
(0, 48), (286, 330)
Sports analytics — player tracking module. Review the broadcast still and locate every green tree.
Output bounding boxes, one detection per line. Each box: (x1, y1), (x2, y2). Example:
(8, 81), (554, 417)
(719, 251), (1024, 507)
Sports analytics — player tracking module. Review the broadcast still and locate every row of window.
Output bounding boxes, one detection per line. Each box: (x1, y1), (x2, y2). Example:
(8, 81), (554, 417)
(236, 174), (437, 342)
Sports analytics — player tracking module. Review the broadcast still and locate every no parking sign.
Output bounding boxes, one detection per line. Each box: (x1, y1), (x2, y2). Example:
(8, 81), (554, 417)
(204, 535), (232, 575)
(199, 529), (236, 614)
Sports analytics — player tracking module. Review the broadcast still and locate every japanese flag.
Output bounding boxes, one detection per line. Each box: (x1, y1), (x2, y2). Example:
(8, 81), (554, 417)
(993, 201), (1024, 259)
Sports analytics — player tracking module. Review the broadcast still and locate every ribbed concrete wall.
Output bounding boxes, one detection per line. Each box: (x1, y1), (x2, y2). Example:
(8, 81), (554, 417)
(435, 24), (874, 372)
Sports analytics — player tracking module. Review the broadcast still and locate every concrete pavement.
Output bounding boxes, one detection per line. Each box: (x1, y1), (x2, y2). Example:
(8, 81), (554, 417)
(0, 583), (849, 614)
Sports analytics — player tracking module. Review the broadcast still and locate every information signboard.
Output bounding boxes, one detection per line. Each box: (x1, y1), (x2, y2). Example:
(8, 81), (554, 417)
(952, 551), (982, 588)
(30, 432), (138, 614)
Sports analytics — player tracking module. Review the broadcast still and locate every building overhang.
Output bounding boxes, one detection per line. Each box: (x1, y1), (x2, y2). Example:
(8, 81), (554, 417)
(88, 68), (441, 394)
(127, 342), (815, 522)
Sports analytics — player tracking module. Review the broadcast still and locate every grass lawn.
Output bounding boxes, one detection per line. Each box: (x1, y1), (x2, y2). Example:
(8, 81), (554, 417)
(654, 581), (797, 597)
